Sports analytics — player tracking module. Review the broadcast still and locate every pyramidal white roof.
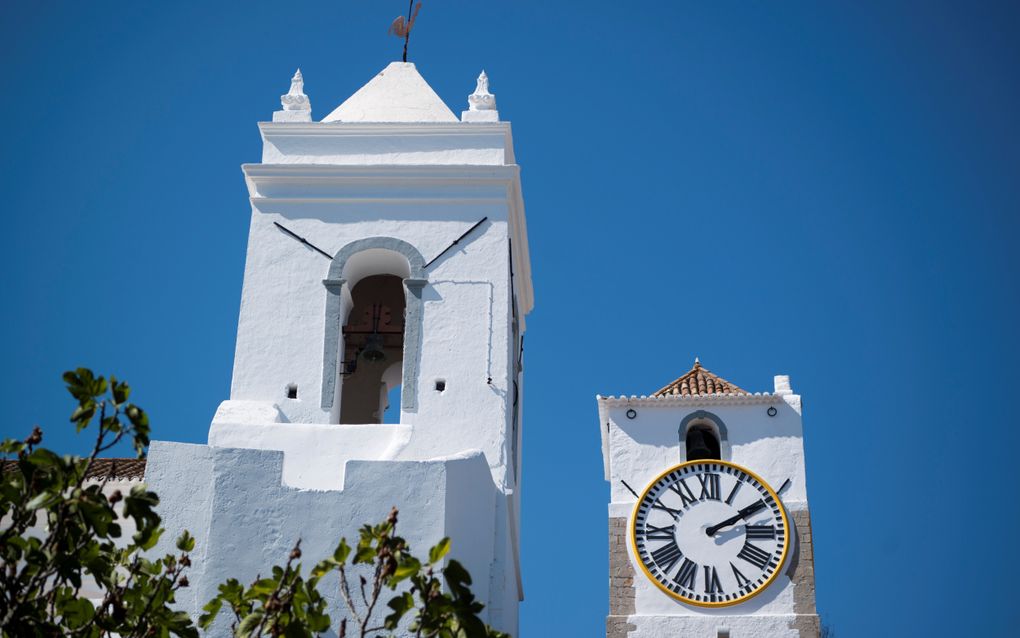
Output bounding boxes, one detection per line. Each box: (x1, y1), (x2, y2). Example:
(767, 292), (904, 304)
(322, 62), (458, 123)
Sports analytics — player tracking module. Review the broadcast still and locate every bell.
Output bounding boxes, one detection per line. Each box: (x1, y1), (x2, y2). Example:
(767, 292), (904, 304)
(686, 429), (716, 461)
(361, 334), (386, 362)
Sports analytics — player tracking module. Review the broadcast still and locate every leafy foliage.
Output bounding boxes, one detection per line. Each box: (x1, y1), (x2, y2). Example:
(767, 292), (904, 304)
(1, 369), (510, 638)
(0, 369), (195, 637)
(203, 507), (509, 638)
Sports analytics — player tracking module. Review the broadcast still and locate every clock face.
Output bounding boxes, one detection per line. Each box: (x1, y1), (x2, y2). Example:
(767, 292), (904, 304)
(630, 460), (789, 607)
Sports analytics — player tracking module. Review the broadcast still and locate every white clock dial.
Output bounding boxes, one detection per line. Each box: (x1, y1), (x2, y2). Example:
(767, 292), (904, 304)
(630, 460), (789, 607)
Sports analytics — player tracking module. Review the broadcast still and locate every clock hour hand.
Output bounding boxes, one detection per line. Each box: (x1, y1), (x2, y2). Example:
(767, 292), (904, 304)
(705, 499), (767, 537)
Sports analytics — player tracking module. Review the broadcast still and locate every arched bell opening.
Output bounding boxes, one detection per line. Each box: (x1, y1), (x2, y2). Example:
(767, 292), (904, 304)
(685, 425), (721, 461)
(321, 236), (427, 422)
(678, 410), (730, 462)
(338, 275), (405, 424)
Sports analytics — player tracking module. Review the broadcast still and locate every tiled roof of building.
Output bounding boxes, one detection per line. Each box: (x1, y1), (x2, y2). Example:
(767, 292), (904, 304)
(653, 359), (749, 397)
(2, 457), (146, 480)
(84, 458), (147, 479)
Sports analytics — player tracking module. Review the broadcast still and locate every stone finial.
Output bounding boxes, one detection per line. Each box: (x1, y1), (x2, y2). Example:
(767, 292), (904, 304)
(468, 71), (496, 111)
(274, 69), (312, 122)
(281, 69), (310, 111)
(461, 70), (500, 122)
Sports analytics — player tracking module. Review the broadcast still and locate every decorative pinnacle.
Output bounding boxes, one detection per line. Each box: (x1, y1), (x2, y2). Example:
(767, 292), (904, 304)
(281, 68), (310, 111)
(694, 357), (701, 366)
(468, 70), (496, 111)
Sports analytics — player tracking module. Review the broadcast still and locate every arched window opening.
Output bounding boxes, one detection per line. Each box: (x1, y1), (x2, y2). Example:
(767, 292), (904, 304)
(338, 275), (405, 424)
(685, 425), (721, 461)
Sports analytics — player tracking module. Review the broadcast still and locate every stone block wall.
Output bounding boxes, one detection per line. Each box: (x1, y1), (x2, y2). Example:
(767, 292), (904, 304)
(607, 517), (636, 638)
(788, 509), (820, 638)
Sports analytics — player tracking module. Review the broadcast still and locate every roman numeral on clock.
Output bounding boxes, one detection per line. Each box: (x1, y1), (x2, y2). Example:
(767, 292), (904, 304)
(737, 541), (772, 570)
(669, 479), (698, 507)
(650, 542), (683, 574)
(697, 473), (720, 500)
(651, 500), (681, 517)
(730, 562), (751, 587)
(724, 481), (742, 505)
(674, 558), (697, 590)
(644, 524), (675, 540)
(703, 565), (722, 594)
(746, 525), (776, 539)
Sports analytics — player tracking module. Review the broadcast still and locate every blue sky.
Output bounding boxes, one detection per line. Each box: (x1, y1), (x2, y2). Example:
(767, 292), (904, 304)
(2, 2), (1018, 635)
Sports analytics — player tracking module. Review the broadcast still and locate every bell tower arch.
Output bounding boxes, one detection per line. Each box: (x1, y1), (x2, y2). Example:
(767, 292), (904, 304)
(320, 236), (427, 421)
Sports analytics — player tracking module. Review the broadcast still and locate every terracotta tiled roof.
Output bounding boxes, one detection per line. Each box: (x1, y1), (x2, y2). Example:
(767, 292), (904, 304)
(84, 458), (146, 479)
(653, 360), (749, 397)
(2, 457), (146, 480)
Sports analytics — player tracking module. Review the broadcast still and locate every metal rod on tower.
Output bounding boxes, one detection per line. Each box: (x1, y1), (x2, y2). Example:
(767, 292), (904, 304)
(388, 2), (422, 63)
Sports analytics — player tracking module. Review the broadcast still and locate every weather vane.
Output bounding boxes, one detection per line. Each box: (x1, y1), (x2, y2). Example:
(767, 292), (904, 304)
(389, 2), (422, 62)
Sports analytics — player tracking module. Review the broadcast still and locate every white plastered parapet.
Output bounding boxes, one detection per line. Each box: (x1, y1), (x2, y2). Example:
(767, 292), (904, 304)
(146, 441), (520, 636)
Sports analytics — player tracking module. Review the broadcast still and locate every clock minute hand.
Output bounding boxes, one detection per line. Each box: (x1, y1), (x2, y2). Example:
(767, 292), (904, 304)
(705, 500), (767, 537)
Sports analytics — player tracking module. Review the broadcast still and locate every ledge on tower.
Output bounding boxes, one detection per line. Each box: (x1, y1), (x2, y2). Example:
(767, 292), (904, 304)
(322, 62), (458, 123)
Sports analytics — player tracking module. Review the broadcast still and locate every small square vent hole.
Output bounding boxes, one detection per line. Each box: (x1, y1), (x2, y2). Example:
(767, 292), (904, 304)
(286, 384), (298, 399)
(434, 379), (446, 392)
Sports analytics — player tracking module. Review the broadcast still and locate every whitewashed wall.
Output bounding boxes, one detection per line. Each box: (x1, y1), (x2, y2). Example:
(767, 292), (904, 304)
(148, 441), (518, 637)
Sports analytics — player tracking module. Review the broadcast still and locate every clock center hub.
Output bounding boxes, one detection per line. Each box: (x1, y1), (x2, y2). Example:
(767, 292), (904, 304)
(674, 501), (744, 566)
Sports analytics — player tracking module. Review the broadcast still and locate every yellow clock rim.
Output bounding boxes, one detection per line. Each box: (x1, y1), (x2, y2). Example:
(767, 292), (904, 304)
(628, 459), (791, 608)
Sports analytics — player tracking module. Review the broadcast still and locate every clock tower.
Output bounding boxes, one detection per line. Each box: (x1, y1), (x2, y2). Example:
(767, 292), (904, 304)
(146, 62), (531, 635)
(598, 361), (819, 638)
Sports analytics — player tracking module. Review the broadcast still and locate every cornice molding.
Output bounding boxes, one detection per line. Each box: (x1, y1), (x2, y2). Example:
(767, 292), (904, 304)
(242, 163), (520, 182)
(256, 122), (516, 165)
(257, 121), (512, 137)
(249, 197), (508, 205)
(597, 393), (780, 408)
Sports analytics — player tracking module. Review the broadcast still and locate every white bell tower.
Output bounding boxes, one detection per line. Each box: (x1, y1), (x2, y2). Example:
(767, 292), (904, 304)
(146, 62), (531, 636)
(212, 62), (532, 492)
(598, 361), (819, 638)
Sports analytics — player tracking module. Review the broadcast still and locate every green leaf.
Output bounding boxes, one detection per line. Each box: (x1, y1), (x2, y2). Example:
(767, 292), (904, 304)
(199, 598), (223, 629)
(429, 537), (451, 564)
(70, 403), (96, 429)
(238, 609), (265, 636)
(444, 559), (473, 598)
(26, 447), (64, 470)
(333, 537), (351, 564)
(250, 576), (279, 596)
(304, 610), (331, 633)
(112, 378), (131, 404)
(284, 622), (310, 638)
(392, 556), (421, 582)
(133, 526), (165, 551)
(0, 438), (25, 454)
(310, 559), (334, 579)
(25, 491), (61, 511)
(354, 545), (375, 564)
(61, 597), (96, 628)
(384, 591), (415, 629)
(176, 530), (195, 552)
